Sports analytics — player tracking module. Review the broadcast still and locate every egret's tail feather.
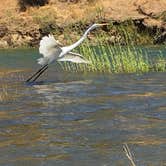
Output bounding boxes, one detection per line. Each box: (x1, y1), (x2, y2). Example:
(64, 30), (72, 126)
(39, 35), (62, 56)
(58, 52), (91, 64)
(37, 57), (48, 66)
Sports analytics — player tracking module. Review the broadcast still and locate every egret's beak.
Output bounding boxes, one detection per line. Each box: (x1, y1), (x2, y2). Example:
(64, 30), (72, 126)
(97, 23), (109, 26)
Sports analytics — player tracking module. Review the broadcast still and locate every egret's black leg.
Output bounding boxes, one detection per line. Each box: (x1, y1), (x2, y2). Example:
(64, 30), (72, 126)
(31, 65), (48, 82)
(26, 64), (48, 82)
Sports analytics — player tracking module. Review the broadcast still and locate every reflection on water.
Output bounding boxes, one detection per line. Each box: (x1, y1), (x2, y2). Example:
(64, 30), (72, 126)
(0, 49), (166, 166)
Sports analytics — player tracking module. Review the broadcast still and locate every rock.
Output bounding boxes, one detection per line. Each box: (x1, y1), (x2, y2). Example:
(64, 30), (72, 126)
(103, 0), (147, 21)
(0, 40), (9, 48)
(109, 36), (116, 44)
(57, 0), (79, 3)
(19, 0), (49, 11)
(10, 34), (23, 47)
(0, 25), (8, 38)
(154, 31), (166, 44)
(135, 0), (166, 18)
(11, 33), (37, 47)
(133, 0), (166, 44)
(143, 18), (163, 28)
(11, 34), (20, 41)
(1, 0), (166, 47)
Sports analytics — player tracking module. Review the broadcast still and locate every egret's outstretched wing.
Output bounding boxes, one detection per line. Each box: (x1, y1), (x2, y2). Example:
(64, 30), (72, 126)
(38, 35), (62, 65)
(39, 34), (62, 57)
(58, 52), (90, 64)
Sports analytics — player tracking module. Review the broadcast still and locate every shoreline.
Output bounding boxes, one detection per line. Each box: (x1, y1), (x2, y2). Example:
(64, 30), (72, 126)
(0, 0), (165, 48)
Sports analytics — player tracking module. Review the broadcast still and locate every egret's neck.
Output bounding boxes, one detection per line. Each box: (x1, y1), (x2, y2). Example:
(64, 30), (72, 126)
(61, 26), (94, 55)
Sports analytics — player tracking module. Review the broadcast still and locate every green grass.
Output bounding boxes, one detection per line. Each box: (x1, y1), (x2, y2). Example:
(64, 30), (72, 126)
(55, 22), (165, 74)
(57, 34), (165, 73)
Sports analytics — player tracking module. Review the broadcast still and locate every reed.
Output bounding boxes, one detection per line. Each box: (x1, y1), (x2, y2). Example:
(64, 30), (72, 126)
(123, 143), (137, 166)
(57, 26), (165, 74)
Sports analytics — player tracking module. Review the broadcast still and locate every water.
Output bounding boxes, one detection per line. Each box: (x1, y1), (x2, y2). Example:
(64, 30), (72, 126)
(0, 48), (165, 166)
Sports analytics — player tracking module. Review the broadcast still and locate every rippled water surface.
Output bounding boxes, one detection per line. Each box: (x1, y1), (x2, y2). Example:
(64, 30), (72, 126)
(0, 48), (165, 166)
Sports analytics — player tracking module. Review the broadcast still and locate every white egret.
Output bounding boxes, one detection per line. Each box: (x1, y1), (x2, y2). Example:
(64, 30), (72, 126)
(26, 23), (108, 82)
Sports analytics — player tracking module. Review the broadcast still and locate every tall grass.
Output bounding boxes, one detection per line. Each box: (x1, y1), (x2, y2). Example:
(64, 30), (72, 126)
(57, 31), (165, 73)
(123, 143), (136, 166)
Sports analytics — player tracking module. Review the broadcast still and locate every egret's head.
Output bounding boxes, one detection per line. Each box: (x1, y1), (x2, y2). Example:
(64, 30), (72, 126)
(95, 23), (109, 27)
(90, 23), (109, 30)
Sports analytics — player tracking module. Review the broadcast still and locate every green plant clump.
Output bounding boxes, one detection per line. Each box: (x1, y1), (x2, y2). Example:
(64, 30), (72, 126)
(57, 32), (165, 74)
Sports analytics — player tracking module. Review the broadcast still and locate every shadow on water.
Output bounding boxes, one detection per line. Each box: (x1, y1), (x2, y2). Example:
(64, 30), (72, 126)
(0, 48), (165, 166)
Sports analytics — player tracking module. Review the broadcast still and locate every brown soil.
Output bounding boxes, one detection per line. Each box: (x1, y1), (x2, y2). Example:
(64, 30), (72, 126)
(0, 0), (165, 47)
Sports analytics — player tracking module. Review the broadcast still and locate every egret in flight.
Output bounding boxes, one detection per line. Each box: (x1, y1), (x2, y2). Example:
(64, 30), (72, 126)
(26, 23), (107, 82)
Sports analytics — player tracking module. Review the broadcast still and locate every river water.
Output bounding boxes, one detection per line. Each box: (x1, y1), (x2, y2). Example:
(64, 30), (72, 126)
(0, 48), (165, 166)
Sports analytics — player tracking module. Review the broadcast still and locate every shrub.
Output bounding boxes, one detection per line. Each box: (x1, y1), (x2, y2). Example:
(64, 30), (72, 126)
(18, 0), (49, 11)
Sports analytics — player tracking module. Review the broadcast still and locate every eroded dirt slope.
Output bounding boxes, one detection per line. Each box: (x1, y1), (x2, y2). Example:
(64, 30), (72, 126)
(0, 0), (165, 47)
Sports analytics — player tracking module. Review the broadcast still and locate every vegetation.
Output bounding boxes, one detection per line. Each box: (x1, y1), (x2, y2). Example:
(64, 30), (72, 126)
(18, 0), (49, 11)
(56, 26), (165, 74)
(58, 43), (165, 73)
(159, 11), (166, 22)
(0, 1), (165, 74)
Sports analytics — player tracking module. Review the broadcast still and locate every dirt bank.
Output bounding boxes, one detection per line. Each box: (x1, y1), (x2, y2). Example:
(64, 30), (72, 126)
(0, 0), (166, 48)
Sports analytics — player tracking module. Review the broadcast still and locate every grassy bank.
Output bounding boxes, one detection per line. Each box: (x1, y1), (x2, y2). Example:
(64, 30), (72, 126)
(49, 23), (165, 74)
(56, 32), (166, 73)
(0, 1), (165, 73)
(0, 1), (165, 48)
(58, 45), (166, 73)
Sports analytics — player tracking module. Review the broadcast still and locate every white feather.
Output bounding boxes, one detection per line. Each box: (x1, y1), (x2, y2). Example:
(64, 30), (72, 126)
(38, 35), (62, 65)
(58, 52), (90, 64)
(37, 57), (48, 66)
(39, 35), (59, 57)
